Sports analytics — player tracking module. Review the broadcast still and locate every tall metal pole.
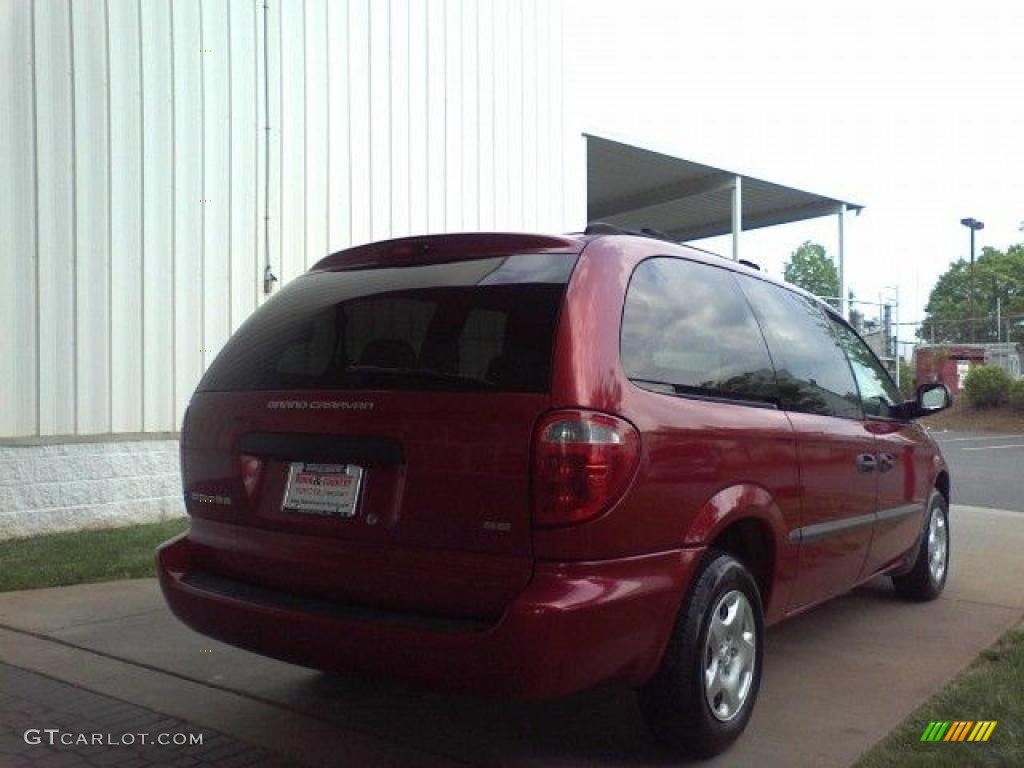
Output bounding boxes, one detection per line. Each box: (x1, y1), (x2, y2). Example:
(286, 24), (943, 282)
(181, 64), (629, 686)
(731, 176), (742, 261)
(894, 284), (900, 386)
(837, 204), (846, 318)
(969, 225), (976, 342)
(961, 218), (983, 341)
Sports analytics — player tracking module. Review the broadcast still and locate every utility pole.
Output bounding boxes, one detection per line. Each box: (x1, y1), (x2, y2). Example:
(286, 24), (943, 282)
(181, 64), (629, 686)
(960, 217), (984, 341)
(996, 295), (1002, 343)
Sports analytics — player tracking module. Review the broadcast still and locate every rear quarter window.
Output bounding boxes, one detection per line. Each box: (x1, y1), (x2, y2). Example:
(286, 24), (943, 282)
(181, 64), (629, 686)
(620, 257), (778, 406)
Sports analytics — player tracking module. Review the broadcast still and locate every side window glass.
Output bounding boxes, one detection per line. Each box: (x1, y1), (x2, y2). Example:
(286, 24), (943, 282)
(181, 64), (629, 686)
(620, 258), (778, 405)
(830, 319), (903, 417)
(738, 276), (862, 419)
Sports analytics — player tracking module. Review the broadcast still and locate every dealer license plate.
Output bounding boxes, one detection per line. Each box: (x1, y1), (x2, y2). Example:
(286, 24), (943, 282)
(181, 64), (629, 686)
(282, 463), (363, 518)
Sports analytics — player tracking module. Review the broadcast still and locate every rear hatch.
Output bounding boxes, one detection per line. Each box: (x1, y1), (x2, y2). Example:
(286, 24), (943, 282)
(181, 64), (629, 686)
(181, 236), (581, 620)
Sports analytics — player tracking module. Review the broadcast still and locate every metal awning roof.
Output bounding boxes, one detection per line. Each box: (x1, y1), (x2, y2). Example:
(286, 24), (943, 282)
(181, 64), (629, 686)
(586, 134), (863, 242)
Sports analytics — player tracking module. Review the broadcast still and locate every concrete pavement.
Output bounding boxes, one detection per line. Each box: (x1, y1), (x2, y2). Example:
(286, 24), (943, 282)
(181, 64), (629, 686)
(2, 504), (1023, 767)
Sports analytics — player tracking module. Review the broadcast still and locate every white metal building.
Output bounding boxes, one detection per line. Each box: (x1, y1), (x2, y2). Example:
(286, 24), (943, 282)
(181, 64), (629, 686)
(1, 0), (569, 440)
(0, 1), (860, 537)
(0, 0), (572, 537)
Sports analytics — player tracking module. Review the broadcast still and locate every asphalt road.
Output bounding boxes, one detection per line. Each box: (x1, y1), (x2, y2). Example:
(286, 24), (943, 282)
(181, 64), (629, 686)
(925, 429), (1024, 512)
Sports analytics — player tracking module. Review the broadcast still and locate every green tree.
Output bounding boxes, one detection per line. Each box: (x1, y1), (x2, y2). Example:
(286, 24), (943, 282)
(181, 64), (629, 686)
(783, 241), (840, 307)
(897, 358), (916, 400)
(918, 244), (1024, 343)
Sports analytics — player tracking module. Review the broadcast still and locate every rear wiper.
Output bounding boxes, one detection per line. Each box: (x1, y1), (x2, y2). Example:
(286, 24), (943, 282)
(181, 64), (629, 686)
(343, 365), (496, 390)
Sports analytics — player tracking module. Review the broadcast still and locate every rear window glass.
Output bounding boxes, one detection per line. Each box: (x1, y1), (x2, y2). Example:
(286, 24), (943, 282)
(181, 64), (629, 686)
(197, 253), (577, 393)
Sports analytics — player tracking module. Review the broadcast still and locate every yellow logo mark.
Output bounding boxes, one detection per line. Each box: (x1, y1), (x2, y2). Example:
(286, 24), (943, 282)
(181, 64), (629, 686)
(921, 720), (997, 742)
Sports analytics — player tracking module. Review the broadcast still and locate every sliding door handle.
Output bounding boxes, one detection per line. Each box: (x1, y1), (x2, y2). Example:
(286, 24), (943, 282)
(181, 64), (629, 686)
(856, 453), (877, 473)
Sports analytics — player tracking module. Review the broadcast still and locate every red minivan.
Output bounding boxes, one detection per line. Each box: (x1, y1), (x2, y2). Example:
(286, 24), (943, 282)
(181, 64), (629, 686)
(158, 230), (952, 756)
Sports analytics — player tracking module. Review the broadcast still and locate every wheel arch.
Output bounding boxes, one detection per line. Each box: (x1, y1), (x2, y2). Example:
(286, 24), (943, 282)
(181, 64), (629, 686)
(682, 483), (795, 623)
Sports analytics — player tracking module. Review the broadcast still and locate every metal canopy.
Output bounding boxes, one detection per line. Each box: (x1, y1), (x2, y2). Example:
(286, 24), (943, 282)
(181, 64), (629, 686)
(586, 134), (863, 243)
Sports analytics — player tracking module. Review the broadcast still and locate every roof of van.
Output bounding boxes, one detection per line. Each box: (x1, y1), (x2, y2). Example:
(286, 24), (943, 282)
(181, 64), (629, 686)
(574, 231), (845, 319)
(310, 230), (842, 321)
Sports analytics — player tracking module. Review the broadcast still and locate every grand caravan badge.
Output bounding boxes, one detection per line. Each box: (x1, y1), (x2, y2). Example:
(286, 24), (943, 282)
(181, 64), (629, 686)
(266, 400), (375, 411)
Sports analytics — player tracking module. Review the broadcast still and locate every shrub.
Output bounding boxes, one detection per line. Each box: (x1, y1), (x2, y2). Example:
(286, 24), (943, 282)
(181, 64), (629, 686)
(1009, 379), (1024, 412)
(962, 365), (1012, 409)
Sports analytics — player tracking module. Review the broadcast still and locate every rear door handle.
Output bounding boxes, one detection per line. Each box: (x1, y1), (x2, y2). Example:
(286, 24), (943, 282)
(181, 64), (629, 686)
(856, 453), (877, 473)
(878, 453), (896, 472)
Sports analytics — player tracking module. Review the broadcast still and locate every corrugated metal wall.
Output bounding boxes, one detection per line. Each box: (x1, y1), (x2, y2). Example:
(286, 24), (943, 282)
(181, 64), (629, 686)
(0, 0), (568, 438)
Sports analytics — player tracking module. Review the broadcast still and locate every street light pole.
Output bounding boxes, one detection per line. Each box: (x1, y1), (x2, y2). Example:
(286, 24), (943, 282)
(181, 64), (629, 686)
(960, 217), (984, 342)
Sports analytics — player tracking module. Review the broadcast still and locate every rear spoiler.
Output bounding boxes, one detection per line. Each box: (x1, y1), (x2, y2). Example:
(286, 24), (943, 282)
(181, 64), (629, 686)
(311, 233), (584, 272)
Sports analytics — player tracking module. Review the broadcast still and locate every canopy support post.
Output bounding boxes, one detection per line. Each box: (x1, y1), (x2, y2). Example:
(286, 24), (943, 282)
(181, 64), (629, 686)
(731, 176), (742, 261)
(837, 203), (847, 317)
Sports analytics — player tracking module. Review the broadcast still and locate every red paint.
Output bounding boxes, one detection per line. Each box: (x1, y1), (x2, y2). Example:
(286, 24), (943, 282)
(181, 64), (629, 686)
(158, 232), (949, 699)
(310, 231), (581, 272)
(159, 532), (701, 697)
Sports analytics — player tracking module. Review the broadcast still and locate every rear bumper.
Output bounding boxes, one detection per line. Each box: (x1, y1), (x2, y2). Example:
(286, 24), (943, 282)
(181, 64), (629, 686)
(157, 533), (703, 698)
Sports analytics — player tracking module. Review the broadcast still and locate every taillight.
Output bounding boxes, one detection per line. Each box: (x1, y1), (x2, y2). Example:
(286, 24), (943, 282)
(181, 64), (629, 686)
(532, 410), (640, 527)
(239, 453), (263, 500)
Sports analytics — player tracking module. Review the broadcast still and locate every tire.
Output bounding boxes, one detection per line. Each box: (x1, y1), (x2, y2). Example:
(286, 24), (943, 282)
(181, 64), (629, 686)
(638, 550), (764, 758)
(892, 490), (949, 601)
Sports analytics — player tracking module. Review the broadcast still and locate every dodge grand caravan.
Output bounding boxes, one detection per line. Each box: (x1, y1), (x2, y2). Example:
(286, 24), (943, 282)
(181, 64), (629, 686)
(158, 231), (952, 756)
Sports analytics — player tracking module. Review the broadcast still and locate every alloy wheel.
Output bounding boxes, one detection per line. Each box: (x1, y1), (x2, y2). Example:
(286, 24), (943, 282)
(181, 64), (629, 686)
(927, 508), (948, 584)
(703, 590), (756, 722)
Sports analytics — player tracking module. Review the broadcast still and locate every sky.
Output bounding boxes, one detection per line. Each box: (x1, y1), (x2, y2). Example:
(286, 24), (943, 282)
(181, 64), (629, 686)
(564, 0), (1024, 347)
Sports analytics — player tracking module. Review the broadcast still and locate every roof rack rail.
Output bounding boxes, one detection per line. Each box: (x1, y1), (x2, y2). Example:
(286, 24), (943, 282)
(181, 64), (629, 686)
(575, 222), (747, 267)
(581, 222), (679, 243)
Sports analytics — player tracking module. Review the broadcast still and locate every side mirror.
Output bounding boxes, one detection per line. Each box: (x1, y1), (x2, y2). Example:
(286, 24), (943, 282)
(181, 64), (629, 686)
(902, 381), (952, 419)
